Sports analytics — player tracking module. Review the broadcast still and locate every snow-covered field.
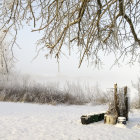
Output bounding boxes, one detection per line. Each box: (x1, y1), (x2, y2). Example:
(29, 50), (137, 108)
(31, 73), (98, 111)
(0, 102), (140, 140)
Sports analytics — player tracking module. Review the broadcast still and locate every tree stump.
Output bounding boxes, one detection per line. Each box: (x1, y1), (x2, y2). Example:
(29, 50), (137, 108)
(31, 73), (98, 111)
(104, 114), (117, 125)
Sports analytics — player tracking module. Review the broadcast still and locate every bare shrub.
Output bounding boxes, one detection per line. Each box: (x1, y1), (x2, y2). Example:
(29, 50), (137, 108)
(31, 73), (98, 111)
(63, 82), (88, 105)
(132, 78), (140, 109)
(0, 77), (87, 105)
(0, 74), (111, 105)
(84, 83), (111, 105)
(131, 98), (140, 109)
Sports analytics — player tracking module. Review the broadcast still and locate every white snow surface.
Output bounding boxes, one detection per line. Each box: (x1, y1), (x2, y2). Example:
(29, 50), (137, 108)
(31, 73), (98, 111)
(0, 102), (140, 140)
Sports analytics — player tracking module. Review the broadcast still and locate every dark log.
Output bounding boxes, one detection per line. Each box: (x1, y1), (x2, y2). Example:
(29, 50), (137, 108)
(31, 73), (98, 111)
(81, 113), (105, 125)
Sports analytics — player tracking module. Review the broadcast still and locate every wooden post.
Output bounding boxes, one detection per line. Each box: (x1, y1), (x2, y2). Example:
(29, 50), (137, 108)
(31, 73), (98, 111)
(114, 84), (118, 117)
(124, 86), (128, 121)
(124, 86), (127, 96)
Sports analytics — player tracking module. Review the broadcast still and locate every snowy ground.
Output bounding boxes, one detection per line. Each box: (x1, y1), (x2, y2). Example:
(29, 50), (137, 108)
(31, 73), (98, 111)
(0, 102), (140, 140)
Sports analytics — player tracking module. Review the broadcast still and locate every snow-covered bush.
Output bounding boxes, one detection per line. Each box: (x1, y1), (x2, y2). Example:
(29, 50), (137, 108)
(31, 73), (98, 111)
(0, 74), (110, 105)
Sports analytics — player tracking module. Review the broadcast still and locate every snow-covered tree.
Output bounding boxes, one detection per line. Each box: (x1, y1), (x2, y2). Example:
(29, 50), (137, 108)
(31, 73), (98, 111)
(0, 0), (140, 66)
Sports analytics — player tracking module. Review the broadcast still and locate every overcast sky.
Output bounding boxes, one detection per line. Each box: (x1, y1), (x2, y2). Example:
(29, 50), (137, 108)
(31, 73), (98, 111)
(13, 26), (140, 91)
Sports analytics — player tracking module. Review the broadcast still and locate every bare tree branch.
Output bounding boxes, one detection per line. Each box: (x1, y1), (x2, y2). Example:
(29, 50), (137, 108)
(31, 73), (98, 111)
(0, 0), (140, 67)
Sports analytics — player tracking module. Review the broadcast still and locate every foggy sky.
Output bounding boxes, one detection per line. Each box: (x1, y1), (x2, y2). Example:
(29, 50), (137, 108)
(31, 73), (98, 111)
(14, 27), (140, 91)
